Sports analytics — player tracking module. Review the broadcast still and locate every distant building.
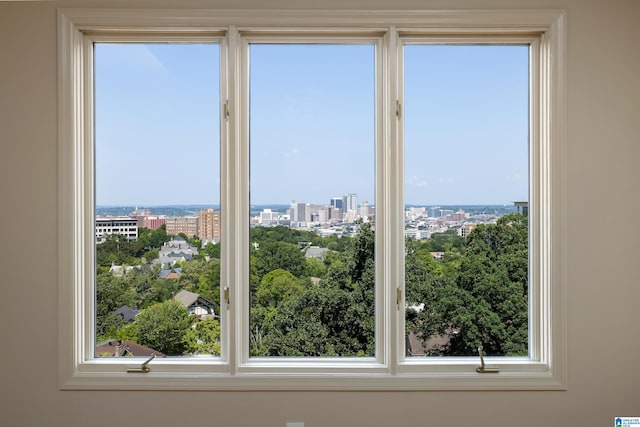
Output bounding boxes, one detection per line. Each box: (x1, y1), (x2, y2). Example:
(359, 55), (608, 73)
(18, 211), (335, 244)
(440, 209), (454, 219)
(343, 193), (358, 212)
(358, 200), (370, 220)
(129, 208), (166, 230)
(260, 209), (276, 223)
(514, 201), (529, 217)
(459, 223), (478, 238)
(427, 207), (440, 218)
(305, 246), (329, 260)
(291, 201), (307, 224)
(406, 207), (427, 220)
(131, 208), (150, 226)
(165, 215), (198, 237)
(153, 237), (199, 268)
(331, 207), (342, 221)
(199, 208), (221, 240)
(330, 197), (343, 210)
(95, 216), (138, 243)
(405, 229), (431, 240)
(323, 205), (333, 221)
(452, 210), (466, 222)
(142, 215), (166, 230)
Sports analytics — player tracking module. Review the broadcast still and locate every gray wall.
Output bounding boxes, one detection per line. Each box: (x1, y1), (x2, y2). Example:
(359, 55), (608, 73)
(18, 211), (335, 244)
(1, 0), (639, 426)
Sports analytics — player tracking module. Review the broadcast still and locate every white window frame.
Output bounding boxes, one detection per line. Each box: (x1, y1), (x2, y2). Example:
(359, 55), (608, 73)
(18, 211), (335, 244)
(58, 8), (566, 390)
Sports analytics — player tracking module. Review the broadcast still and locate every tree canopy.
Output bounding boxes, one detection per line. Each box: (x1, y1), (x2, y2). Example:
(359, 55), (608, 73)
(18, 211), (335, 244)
(95, 214), (528, 358)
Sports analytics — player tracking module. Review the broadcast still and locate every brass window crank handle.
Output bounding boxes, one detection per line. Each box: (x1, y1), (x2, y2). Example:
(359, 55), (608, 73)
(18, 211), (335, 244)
(127, 353), (155, 373)
(476, 347), (500, 373)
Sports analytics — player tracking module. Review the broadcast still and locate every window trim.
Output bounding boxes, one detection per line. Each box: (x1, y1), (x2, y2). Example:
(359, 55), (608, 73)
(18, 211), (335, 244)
(58, 8), (566, 390)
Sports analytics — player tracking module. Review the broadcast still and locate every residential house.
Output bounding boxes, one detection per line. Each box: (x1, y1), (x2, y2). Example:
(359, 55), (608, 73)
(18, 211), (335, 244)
(95, 339), (165, 357)
(174, 290), (216, 320)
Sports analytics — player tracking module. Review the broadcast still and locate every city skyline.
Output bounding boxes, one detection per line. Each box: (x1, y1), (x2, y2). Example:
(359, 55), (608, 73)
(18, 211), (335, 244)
(95, 43), (528, 206)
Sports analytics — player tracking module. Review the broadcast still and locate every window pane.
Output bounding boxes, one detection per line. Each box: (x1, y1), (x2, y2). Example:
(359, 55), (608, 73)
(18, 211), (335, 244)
(404, 45), (529, 357)
(249, 44), (375, 357)
(94, 43), (221, 357)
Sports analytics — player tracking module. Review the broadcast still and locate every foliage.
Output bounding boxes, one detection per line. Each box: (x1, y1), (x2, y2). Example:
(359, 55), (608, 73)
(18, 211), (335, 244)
(201, 242), (221, 259)
(186, 318), (221, 355)
(255, 269), (304, 308)
(407, 213), (529, 356)
(250, 223), (375, 356)
(94, 212), (529, 359)
(95, 272), (136, 337)
(180, 260), (221, 314)
(135, 300), (193, 355)
(252, 241), (308, 281)
(305, 257), (327, 278)
(421, 230), (465, 252)
(107, 322), (140, 343)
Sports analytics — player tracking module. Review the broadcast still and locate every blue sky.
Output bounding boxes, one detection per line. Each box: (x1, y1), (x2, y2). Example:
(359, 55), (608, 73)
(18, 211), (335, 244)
(95, 43), (528, 206)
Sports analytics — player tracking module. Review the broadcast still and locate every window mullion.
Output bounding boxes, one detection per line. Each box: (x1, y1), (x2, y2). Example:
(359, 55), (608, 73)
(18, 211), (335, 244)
(225, 25), (244, 374)
(384, 27), (403, 374)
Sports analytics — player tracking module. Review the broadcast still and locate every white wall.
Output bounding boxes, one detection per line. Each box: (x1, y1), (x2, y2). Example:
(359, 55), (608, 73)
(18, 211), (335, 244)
(1, 0), (639, 426)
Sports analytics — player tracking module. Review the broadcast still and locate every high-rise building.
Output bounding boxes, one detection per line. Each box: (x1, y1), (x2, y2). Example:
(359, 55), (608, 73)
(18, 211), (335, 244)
(292, 202), (306, 223)
(166, 216), (198, 237)
(323, 205), (333, 221)
(330, 197), (343, 210)
(199, 208), (221, 241)
(343, 193), (358, 212)
(358, 200), (369, 220)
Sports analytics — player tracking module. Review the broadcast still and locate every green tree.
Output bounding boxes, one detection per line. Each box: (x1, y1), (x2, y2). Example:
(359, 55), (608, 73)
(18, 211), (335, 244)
(96, 234), (138, 267)
(135, 300), (193, 355)
(424, 230), (465, 252)
(409, 213), (529, 356)
(306, 256), (327, 278)
(251, 223), (375, 357)
(137, 225), (170, 251)
(255, 269), (304, 308)
(186, 318), (221, 355)
(201, 242), (221, 259)
(96, 272), (136, 337)
(176, 259), (221, 314)
(252, 241), (308, 280)
(108, 322), (140, 343)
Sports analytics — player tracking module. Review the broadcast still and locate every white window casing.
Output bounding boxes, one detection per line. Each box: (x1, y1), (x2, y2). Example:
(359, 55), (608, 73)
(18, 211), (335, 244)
(58, 8), (566, 390)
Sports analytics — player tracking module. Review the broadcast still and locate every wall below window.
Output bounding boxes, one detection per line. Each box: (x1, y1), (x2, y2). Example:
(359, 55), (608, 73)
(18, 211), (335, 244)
(1, 0), (639, 426)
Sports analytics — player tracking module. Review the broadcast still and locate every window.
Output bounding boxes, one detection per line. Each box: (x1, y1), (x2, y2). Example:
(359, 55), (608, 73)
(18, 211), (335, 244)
(248, 43), (376, 358)
(94, 42), (222, 358)
(403, 44), (530, 358)
(58, 9), (566, 390)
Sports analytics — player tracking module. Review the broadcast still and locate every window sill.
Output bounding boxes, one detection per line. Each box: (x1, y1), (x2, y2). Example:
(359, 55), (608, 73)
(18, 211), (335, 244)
(61, 359), (566, 391)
